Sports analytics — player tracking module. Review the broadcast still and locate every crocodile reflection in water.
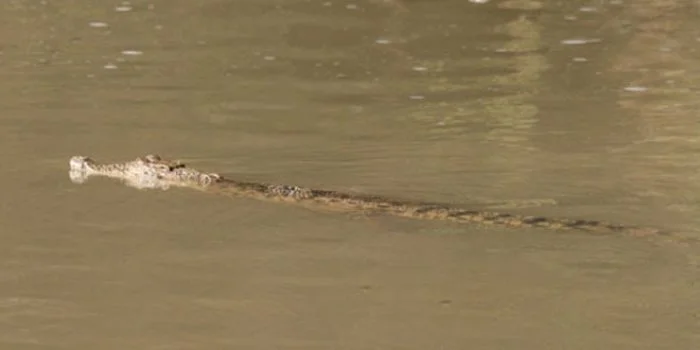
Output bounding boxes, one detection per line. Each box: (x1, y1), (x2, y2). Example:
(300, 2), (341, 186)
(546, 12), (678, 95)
(69, 154), (664, 237)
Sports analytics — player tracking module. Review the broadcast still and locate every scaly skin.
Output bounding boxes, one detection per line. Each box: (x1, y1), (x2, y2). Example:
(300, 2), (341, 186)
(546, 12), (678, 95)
(69, 154), (667, 238)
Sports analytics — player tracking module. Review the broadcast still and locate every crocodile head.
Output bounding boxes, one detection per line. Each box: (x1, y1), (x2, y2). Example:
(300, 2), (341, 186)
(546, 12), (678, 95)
(69, 154), (220, 190)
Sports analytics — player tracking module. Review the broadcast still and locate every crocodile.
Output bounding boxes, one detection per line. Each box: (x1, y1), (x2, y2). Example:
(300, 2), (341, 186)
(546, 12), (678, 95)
(68, 154), (667, 238)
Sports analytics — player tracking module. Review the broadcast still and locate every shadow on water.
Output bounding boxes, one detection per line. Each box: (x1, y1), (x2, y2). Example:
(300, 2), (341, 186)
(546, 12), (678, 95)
(1, 0), (699, 349)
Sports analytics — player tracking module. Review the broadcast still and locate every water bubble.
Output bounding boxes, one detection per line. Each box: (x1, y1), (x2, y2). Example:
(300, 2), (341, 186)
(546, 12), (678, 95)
(623, 86), (647, 92)
(561, 38), (601, 45)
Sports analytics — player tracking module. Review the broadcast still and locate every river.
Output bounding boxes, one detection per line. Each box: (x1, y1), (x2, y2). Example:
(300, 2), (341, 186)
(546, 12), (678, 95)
(1, 0), (699, 349)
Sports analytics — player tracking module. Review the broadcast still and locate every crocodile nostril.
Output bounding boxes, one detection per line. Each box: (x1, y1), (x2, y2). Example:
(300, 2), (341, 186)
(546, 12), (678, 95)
(69, 156), (88, 171)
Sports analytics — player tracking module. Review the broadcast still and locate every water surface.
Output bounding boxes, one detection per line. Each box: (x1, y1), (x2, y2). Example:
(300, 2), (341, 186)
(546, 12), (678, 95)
(1, 0), (699, 349)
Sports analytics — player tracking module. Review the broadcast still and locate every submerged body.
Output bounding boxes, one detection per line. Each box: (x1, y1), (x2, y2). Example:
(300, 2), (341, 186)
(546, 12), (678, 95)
(69, 154), (664, 237)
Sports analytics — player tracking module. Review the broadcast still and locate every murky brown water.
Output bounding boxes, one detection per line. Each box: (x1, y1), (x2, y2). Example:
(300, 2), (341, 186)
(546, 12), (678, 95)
(1, 0), (700, 348)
